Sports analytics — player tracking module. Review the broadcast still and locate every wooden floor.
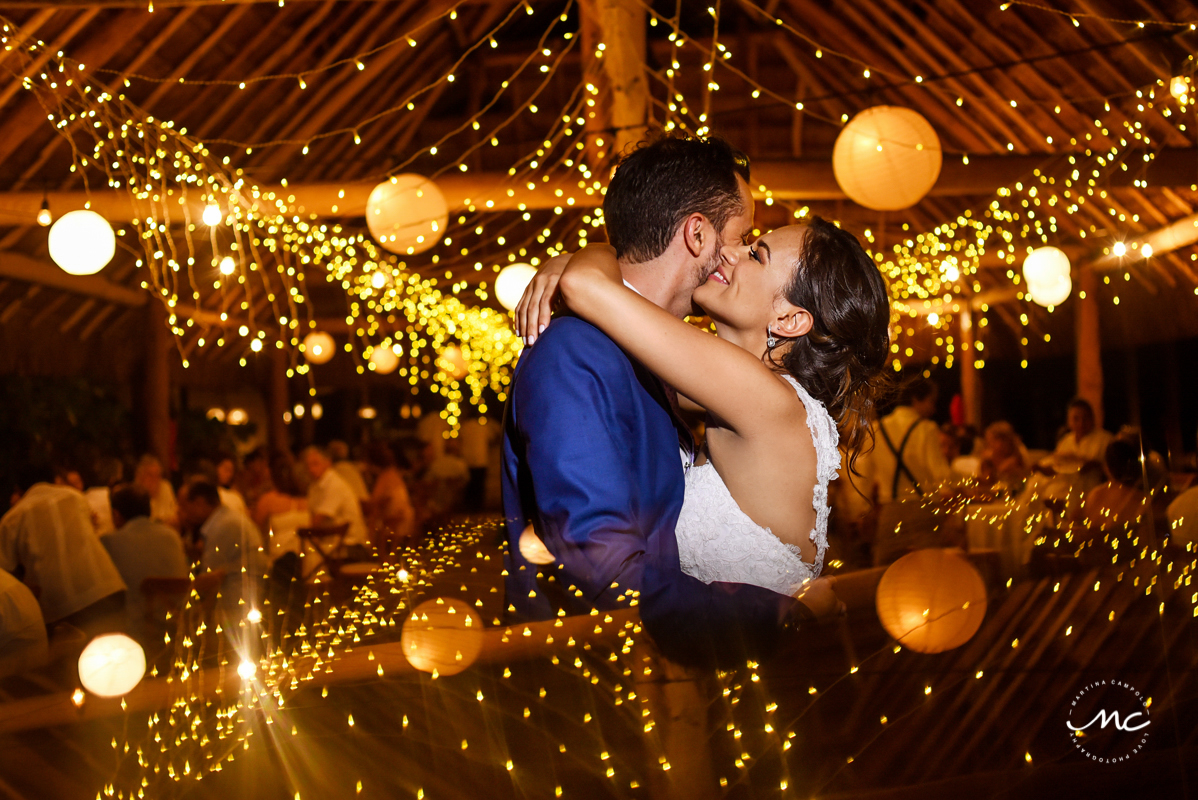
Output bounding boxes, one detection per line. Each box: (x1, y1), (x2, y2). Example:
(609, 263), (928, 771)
(1, 524), (1195, 799)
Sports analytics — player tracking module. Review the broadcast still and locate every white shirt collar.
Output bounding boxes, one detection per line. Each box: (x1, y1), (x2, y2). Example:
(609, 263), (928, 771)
(622, 279), (644, 297)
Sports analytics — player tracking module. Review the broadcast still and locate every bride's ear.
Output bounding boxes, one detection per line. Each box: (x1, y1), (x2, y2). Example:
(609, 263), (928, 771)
(774, 306), (813, 338)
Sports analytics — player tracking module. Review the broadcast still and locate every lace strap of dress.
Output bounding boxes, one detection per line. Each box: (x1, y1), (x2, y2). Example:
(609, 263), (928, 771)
(780, 374), (839, 576)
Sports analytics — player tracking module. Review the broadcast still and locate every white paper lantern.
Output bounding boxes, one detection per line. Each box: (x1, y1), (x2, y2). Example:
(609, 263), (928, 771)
(1027, 273), (1072, 307)
(303, 331), (336, 364)
(401, 597), (483, 676)
(1023, 246), (1072, 307)
(48, 210), (116, 275)
(369, 345), (400, 374)
(495, 263), (538, 311)
(78, 633), (146, 697)
(833, 106), (942, 211)
(365, 174), (448, 256)
(875, 549), (987, 654)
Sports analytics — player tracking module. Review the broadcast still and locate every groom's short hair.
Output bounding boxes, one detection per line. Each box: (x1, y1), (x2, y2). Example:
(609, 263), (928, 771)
(604, 134), (751, 264)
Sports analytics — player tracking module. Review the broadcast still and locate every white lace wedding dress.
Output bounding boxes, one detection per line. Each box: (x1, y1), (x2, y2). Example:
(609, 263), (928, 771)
(675, 375), (839, 596)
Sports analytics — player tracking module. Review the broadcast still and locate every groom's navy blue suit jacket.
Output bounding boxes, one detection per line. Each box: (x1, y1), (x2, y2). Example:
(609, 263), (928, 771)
(501, 315), (793, 664)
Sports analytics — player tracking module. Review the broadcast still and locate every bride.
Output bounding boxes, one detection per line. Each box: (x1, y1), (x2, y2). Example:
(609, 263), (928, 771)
(515, 218), (890, 604)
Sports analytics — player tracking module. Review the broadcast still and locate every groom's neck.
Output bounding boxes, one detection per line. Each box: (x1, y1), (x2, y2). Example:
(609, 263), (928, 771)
(619, 254), (689, 319)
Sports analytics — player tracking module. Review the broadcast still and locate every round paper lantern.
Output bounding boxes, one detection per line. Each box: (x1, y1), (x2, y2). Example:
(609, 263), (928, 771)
(206, 407), (226, 423)
(78, 633), (146, 697)
(365, 174), (448, 256)
(303, 331), (335, 364)
(439, 345), (468, 380)
(226, 408), (249, 426)
(48, 210), (116, 275)
(518, 524), (556, 565)
(401, 597), (484, 676)
(875, 548), (987, 653)
(1023, 246), (1072, 307)
(833, 106), (942, 211)
(495, 263), (538, 311)
(369, 345), (399, 375)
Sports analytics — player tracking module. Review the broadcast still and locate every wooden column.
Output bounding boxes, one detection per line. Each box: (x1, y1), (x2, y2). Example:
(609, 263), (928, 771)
(145, 301), (172, 468)
(268, 349), (290, 455)
(1075, 268), (1103, 429)
(580, 0), (647, 160)
(958, 306), (981, 427)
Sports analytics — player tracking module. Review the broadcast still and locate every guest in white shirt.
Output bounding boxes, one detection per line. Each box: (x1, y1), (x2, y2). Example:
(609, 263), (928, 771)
(215, 455), (251, 519)
(101, 483), (189, 642)
(177, 479), (267, 618)
(1047, 398), (1113, 472)
(328, 441), (370, 503)
(858, 379), (954, 565)
(303, 446), (369, 548)
(135, 454), (178, 528)
(0, 468), (126, 631)
(0, 567), (47, 678)
(83, 457), (125, 537)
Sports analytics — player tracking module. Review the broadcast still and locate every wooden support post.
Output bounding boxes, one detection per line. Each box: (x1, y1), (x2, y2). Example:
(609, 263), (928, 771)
(268, 349), (290, 455)
(1076, 269), (1103, 429)
(579, 0), (647, 160)
(958, 306), (981, 427)
(145, 302), (172, 469)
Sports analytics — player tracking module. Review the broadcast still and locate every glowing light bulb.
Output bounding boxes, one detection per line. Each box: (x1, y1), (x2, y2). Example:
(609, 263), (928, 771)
(219, 256), (235, 275)
(36, 199), (52, 227)
(927, 312), (940, 326)
(247, 608), (262, 624)
(237, 660), (256, 680)
(1171, 75), (1189, 100)
(1112, 241), (1126, 257)
(202, 203), (222, 226)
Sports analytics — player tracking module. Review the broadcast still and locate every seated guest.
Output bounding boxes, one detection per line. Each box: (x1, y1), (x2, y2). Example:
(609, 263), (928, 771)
(364, 443), (416, 545)
(253, 453), (309, 563)
(328, 440), (370, 503)
(302, 445), (369, 551)
(1045, 398), (1113, 477)
(54, 464), (85, 493)
(101, 484), (189, 641)
(135, 454), (178, 528)
(177, 479), (266, 618)
(0, 466), (126, 633)
(84, 457), (125, 536)
(0, 567), (47, 678)
(979, 421), (1028, 485)
(215, 454), (250, 519)
(1072, 439), (1148, 535)
(237, 447), (273, 512)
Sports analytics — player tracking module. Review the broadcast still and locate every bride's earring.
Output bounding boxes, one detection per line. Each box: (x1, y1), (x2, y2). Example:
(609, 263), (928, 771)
(766, 326), (777, 349)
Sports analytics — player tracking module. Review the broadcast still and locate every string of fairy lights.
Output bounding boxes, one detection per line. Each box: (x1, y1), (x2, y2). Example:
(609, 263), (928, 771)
(4, 0), (1198, 406)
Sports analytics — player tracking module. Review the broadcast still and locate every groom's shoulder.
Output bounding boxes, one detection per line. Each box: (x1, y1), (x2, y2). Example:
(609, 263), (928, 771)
(523, 316), (629, 369)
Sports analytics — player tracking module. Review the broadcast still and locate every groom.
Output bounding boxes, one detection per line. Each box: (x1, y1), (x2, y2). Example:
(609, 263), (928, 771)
(501, 135), (800, 665)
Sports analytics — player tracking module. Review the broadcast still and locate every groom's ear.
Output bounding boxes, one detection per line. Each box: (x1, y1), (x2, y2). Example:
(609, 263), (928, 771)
(681, 213), (710, 258)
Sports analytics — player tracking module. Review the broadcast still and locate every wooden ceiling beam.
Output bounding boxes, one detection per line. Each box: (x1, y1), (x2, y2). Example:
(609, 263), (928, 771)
(185, 3), (342, 143)
(7, 149), (1198, 225)
(0, 10), (157, 169)
(0, 251), (147, 305)
(219, 3), (399, 157)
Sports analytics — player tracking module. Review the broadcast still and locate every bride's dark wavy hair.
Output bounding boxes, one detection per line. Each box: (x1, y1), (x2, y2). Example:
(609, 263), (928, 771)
(769, 217), (893, 472)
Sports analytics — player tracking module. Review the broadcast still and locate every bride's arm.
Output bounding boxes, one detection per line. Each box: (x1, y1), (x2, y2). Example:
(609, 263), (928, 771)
(556, 244), (793, 435)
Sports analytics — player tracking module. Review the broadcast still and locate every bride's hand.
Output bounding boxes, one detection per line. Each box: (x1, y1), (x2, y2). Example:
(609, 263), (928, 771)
(515, 253), (572, 345)
(793, 576), (846, 623)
